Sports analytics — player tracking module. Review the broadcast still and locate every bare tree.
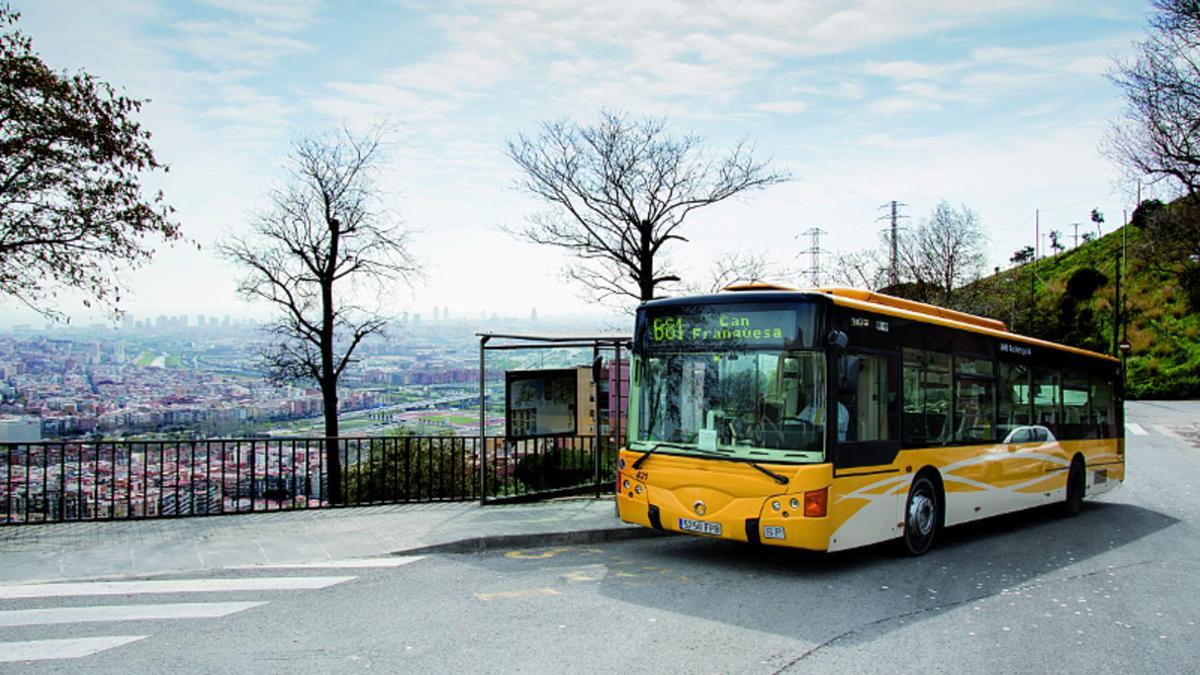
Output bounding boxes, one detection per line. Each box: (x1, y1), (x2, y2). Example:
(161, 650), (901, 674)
(827, 247), (889, 290)
(218, 126), (419, 503)
(833, 202), (985, 306)
(0, 4), (179, 319)
(1107, 0), (1200, 195)
(505, 110), (788, 304)
(907, 201), (987, 306)
(685, 249), (794, 294)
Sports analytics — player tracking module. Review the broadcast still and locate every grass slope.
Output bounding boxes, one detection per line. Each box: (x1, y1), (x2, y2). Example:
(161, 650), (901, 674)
(965, 225), (1199, 399)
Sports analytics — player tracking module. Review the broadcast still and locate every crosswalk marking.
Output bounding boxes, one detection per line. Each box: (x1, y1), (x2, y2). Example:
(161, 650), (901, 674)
(0, 563), (414, 663)
(0, 576), (355, 600)
(1154, 424), (1182, 440)
(0, 601), (266, 627)
(0, 636), (148, 662)
(1126, 422), (1148, 436)
(229, 556), (424, 570)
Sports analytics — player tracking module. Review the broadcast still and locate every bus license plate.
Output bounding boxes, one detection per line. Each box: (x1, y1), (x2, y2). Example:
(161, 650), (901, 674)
(678, 518), (722, 536)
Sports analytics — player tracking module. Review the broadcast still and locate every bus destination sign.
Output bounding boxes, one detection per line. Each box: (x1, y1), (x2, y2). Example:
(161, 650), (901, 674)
(649, 310), (797, 348)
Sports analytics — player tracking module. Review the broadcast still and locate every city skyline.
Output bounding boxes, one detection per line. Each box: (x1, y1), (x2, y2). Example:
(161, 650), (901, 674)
(7, 0), (1157, 325)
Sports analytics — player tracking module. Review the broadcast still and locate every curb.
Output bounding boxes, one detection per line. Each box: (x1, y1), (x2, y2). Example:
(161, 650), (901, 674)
(392, 526), (670, 555)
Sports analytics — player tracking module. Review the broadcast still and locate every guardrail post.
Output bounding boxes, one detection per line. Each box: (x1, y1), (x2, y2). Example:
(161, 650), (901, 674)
(479, 335), (490, 504)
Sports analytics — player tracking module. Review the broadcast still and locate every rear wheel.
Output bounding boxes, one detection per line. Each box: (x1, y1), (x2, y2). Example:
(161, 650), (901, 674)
(1063, 458), (1085, 517)
(902, 474), (940, 556)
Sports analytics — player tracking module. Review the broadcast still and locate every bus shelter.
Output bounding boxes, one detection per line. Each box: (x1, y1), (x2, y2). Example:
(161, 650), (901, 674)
(477, 332), (631, 504)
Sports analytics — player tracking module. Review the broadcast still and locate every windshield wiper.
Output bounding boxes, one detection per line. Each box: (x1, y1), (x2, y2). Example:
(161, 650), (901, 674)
(745, 460), (790, 485)
(631, 441), (692, 469)
(634, 442), (789, 485)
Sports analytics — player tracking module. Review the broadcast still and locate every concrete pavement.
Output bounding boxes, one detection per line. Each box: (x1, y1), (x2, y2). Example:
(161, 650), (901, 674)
(0, 497), (655, 584)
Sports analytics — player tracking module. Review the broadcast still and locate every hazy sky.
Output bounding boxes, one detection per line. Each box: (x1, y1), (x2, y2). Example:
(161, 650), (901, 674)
(8, 0), (1157, 327)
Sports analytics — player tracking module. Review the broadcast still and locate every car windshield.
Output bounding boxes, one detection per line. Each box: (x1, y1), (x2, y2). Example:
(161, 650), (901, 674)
(630, 349), (827, 463)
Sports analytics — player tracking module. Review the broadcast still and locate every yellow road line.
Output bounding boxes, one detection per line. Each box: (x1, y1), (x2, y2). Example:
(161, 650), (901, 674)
(474, 588), (561, 601)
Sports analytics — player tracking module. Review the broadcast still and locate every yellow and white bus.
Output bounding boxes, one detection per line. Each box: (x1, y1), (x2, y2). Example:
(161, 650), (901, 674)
(616, 286), (1124, 555)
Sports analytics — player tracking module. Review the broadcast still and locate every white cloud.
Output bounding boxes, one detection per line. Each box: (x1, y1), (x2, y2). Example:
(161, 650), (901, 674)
(868, 95), (943, 116)
(753, 100), (808, 114)
(172, 21), (313, 65)
(865, 60), (957, 81)
(1019, 101), (1065, 117)
(202, 0), (324, 32)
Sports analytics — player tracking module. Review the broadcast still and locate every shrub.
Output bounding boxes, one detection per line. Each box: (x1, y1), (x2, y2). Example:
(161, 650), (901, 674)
(344, 436), (477, 503)
(1066, 267), (1107, 301)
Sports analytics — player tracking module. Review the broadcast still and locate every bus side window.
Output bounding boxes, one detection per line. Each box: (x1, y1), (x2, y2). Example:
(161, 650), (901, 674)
(954, 356), (995, 443)
(1092, 378), (1116, 438)
(1032, 368), (1060, 436)
(901, 349), (925, 446)
(1061, 369), (1090, 440)
(998, 362), (1031, 440)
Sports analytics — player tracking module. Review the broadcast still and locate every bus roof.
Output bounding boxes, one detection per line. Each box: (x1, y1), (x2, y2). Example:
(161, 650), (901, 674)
(639, 286), (1118, 364)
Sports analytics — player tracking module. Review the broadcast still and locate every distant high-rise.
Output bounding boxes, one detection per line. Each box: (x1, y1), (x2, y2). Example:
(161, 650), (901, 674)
(442, 306), (449, 321)
(197, 315), (206, 326)
(530, 307), (538, 321)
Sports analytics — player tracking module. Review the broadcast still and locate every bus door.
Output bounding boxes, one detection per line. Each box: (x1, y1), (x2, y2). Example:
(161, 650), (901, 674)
(832, 349), (902, 544)
(834, 349), (900, 468)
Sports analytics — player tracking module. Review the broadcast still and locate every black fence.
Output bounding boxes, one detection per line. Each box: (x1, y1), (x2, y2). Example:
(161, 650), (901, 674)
(0, 434), (617, 525)
(481, 435), (619, 504)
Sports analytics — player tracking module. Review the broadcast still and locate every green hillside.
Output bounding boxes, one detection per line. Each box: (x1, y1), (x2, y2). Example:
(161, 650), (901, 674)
(964, 224), (1200, 399)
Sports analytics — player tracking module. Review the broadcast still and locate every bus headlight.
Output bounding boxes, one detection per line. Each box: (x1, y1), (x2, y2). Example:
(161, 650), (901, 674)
(772, 500), (781, 511)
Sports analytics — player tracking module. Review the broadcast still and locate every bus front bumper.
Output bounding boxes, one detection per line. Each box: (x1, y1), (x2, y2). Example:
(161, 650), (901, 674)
(616, 464), (833, 552)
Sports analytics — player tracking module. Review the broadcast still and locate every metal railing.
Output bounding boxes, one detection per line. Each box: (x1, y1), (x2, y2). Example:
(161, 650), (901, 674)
(1, 434), (616, 525)
(481, 435), (619, 503)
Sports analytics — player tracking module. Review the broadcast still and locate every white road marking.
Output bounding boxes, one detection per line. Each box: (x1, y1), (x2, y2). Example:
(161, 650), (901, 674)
(1126, 423), (1148, 436)
(230, 556), (424, 570)
(0, 576), (354, 599)
(0, 636), (148, 662)
(0, 601), (266, 627)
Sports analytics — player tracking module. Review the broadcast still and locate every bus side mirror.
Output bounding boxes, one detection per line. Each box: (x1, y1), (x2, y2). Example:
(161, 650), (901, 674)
(592, 356), (604, 383)
(827, 330), (848, 354)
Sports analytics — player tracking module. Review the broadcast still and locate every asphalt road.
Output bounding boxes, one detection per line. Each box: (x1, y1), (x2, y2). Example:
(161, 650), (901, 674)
(2, 400), (1198, 673)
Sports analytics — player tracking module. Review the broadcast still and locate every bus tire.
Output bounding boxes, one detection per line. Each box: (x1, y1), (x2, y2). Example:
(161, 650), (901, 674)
(901, 473), (940, 556)
(1063, 457), (1085, 517)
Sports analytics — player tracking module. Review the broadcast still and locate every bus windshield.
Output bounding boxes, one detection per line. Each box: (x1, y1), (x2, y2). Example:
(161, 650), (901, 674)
(632, 349), (828, 463)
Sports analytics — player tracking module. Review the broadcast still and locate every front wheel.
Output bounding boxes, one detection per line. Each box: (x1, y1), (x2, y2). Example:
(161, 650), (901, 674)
(902, 474), (940, 556)
(1063, 458), (1085, 517)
